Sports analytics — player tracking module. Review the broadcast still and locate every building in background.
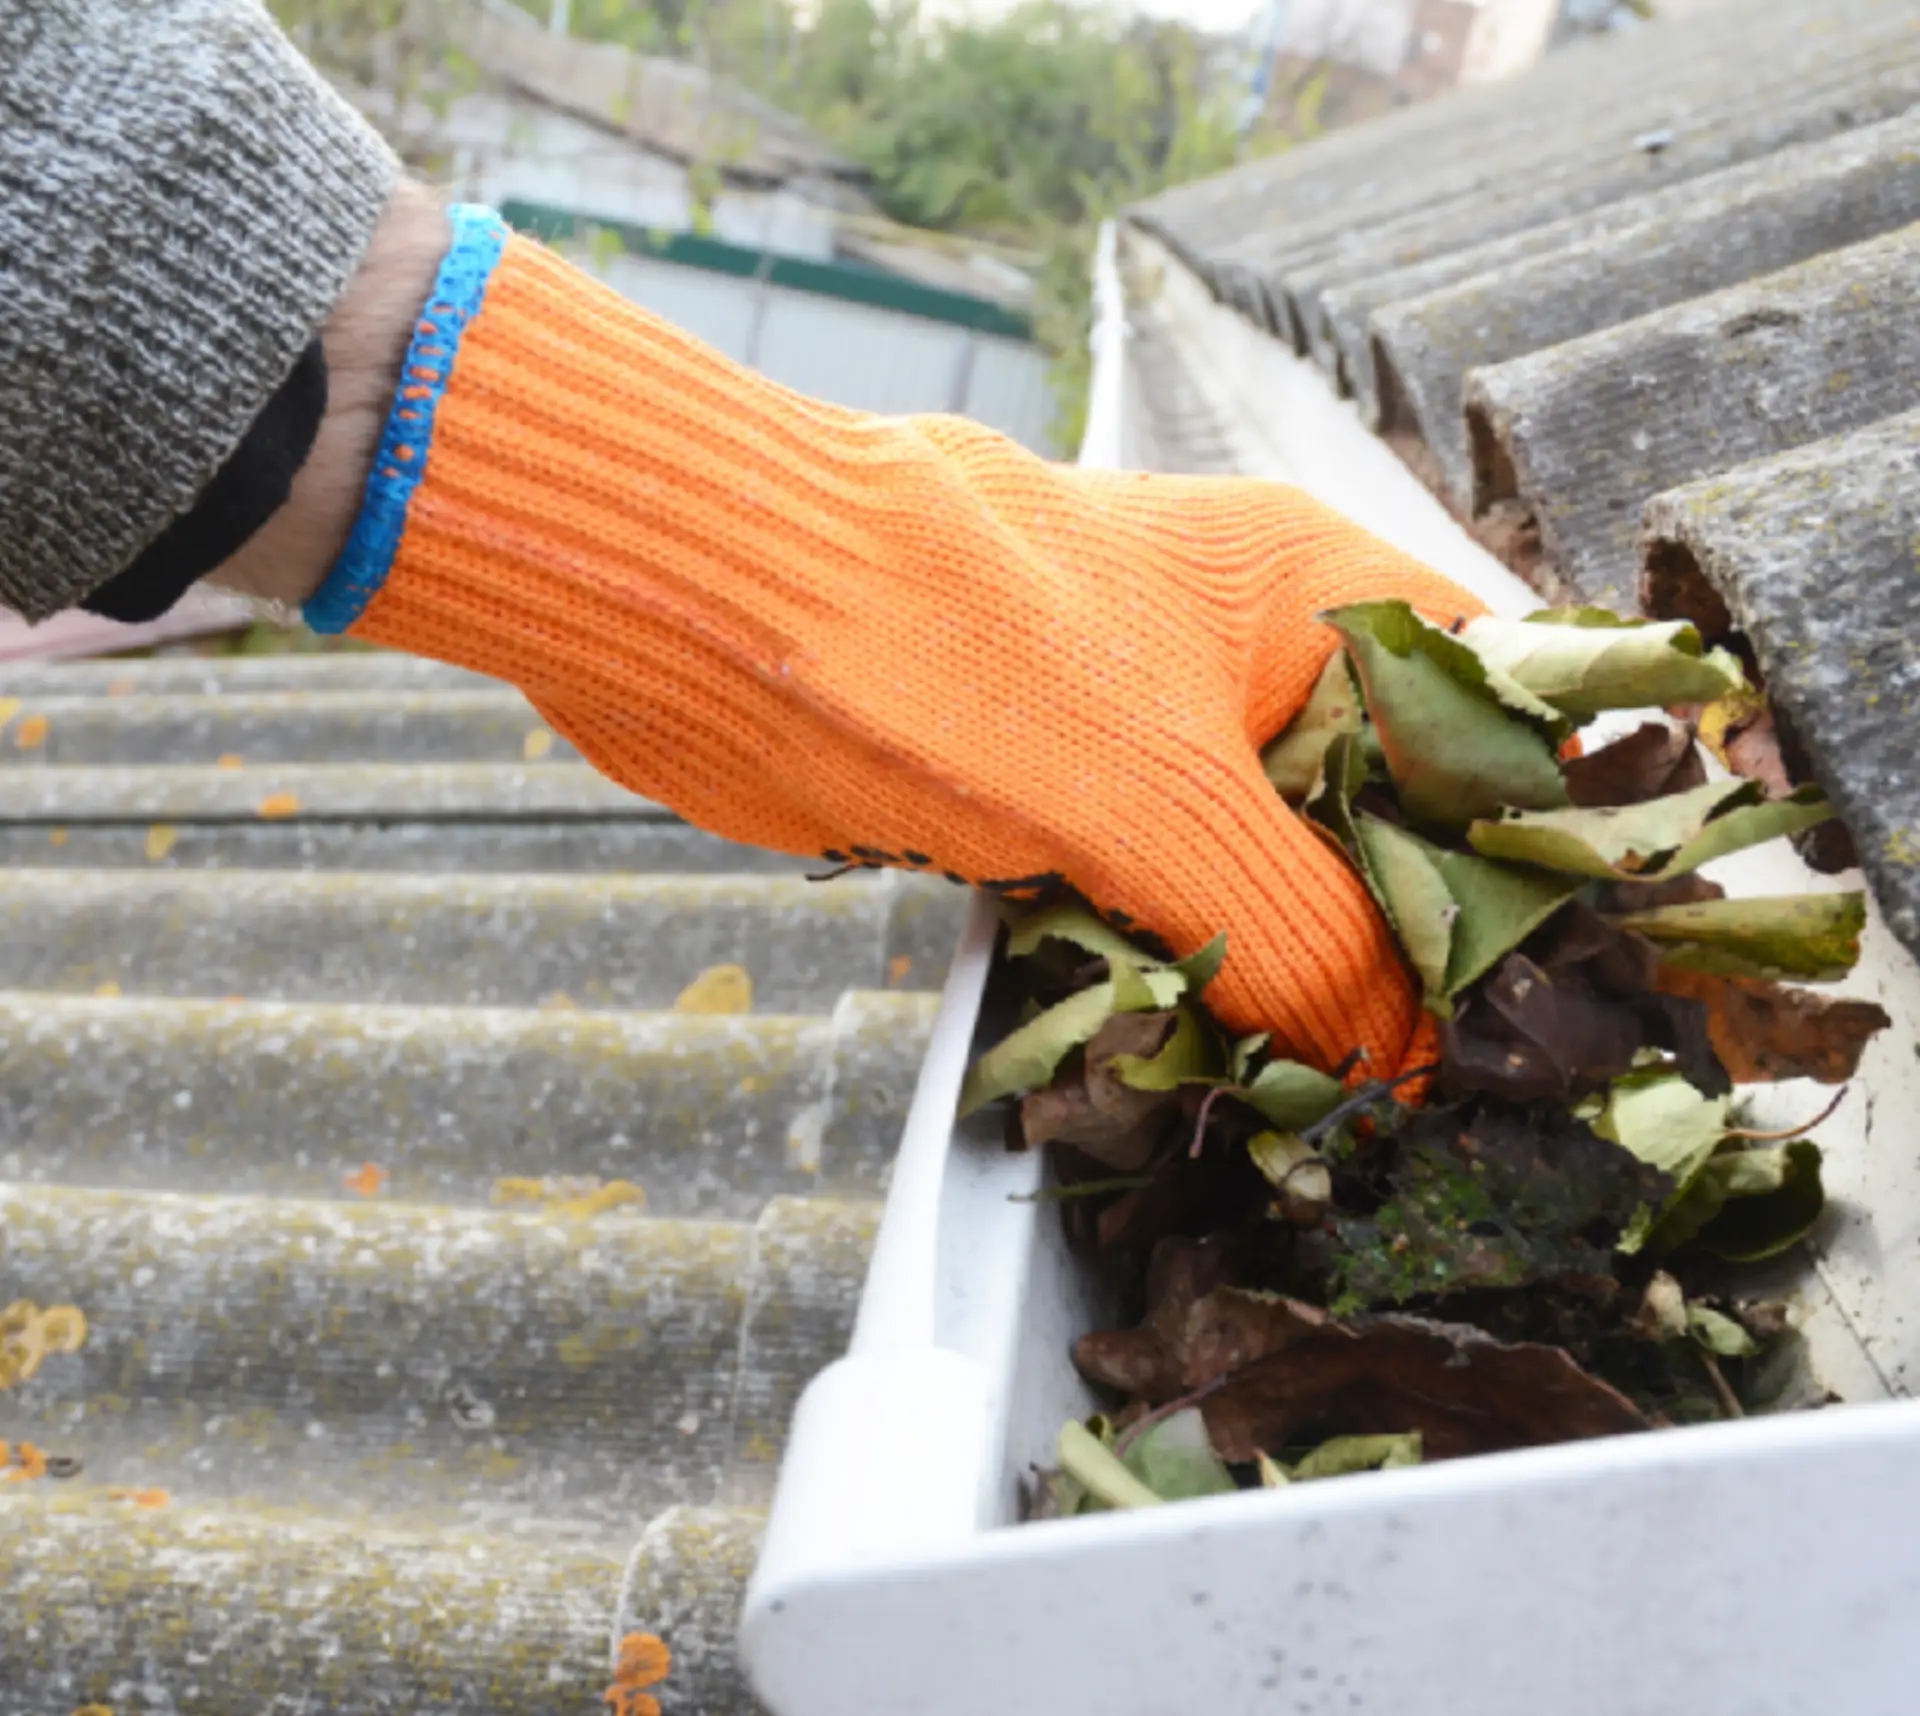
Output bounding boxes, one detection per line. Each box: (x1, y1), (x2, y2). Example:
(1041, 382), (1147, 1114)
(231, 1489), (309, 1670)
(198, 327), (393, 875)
(343, 0), (1056, 451)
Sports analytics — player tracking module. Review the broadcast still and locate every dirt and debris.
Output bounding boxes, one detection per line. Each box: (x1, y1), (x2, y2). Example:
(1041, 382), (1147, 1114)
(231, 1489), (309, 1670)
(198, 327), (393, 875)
(964, 604), (1886, 1514)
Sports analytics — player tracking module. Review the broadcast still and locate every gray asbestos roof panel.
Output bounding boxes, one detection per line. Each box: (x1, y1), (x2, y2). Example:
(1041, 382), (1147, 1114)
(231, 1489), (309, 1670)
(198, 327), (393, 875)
(1641, 412), (1920, 961)
(1463, 221), (1920, 611)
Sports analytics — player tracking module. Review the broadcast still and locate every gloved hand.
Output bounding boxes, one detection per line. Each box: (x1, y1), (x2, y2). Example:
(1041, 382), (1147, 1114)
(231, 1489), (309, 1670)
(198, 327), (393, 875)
(307, 209), (1487, 1075)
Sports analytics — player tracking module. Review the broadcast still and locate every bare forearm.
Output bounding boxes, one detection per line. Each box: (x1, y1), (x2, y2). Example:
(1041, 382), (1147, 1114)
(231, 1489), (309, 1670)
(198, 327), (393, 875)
(208, 183), (451, 611)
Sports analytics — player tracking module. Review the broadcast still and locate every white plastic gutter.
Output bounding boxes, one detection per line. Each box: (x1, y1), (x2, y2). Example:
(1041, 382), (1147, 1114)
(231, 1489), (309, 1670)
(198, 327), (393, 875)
(741, 222), (1920, 1716)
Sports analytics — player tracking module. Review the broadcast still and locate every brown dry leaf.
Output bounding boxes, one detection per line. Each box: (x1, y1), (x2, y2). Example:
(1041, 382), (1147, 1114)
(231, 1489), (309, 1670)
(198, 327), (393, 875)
(1017, 1011), (1183, 1172)
(256, 792), (302, 819)
(523, 728), (554, 761)
(14, 712), (48, 749)
(1655, 967), (1889, 1084)
(1073, 1240), (1647, 1463)
(1561, 721), (1706, 809)
(673, 964), (753, 1015)
(344, 1162), (388, 1198)
(144, 824), (177, 862)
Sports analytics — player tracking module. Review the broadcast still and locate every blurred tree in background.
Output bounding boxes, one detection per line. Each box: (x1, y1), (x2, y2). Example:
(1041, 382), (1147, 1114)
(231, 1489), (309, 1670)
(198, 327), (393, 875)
(274, 0), (1298, 450)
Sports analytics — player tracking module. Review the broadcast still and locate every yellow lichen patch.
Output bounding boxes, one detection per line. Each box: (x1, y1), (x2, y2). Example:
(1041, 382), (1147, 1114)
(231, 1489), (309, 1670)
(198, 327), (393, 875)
(491, 1175), (647, 1219)
(255, 792), (302, 819)
(38, 1305), (88, 1355)
(47, 828), (68, 847)
(0, 697), (18, 734)
(540, 991), (579, 1011)
(888, 953), (914, 986)
(94, 981), (121, 998)
(144, 824), (178, 862)
(523, 727), (554, 760)
(72, 1704), (115, 1715)
(216, 753), (245, 770)
(1, 1302), (49, 1389)
(605, 1632), (672, 1716)
(343, 1162), (388, 1199)
(14, 712), (48, 749)
(673, 963), (753, 1015)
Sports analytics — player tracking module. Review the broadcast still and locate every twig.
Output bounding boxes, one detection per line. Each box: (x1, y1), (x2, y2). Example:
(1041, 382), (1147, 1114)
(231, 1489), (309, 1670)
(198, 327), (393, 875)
(1008, 1174), (1154, 1204)
(1189, 1083), (1231, 1159)
(1723, 1087), (1846, 1144)
(1299, 1063), (1441, 1147)
(1699, 1349), (1745, 1420)
(1114, 1376), (1231, 1458)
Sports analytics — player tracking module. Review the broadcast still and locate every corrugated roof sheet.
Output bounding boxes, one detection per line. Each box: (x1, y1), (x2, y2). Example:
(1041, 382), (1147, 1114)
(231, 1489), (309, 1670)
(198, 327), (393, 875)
(1130, 0), (1920, 975)
(0, 650), (964, 1712)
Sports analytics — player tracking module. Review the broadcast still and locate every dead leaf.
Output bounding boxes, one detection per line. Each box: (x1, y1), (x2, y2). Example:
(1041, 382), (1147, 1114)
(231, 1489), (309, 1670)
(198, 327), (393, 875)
(1462, 610), (1745, 721)
(1612, 893), (1866, 984)
(1561, 721), (1707, 808)
(344, 1162), (388, 1198)
(1019, 1012), (1187, 1171)
(1261, 651), (1364, 800)
(673, 963), (753, 1015)
(256, 792), (302, 819)
(1073, 1242), (1647, 1462)
(1654, 968), (1888, 1084)
(144, 824), (177, 862)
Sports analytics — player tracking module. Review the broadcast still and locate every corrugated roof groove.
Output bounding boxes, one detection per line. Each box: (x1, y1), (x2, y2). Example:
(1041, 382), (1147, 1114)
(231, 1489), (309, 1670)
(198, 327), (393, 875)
(0, 648), (960, 1711)
(1641, 410), (1920, 959)
(1461, 220), (1920, 611)
(1362, 108), (1920, 500)
(1137, 0), (1908, 291)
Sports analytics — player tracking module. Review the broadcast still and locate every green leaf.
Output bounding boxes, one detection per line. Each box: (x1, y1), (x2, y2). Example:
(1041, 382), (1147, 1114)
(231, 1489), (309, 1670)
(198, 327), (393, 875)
(1355, 816), (1457, 1010)
(1121, 1409), (1236, 1502)
(1427, 843), (1584, 997)
(1468, 780), (1832, 882)
(1594, 1068), (1731, 1253)
(1462, 611), (1746, 720)
(1322, 601), (1570, 829)
(1175, 932), (1229, 995)
(1058, 1419), (1162, 1510)
(1262, 652), (1365, 799)
(1611, 893), (1867, 983)
(1289, 1432), (1423, 1480)
(1648, 1140), (1826, 1260)
(1304, 728), (1368, 856)
(1231, 1033), (1270, 1084)
(1109, 1007), (1213, 1091)
(1241, 1059), (1346, 1132)
(1687, 1305), (1759, 1358)
(1256, 1450), (1291, 1488)
(1692, 1140), (1826, 1263)
(958, 968), (1185, 1116)
(1007, 903), (1153, 968)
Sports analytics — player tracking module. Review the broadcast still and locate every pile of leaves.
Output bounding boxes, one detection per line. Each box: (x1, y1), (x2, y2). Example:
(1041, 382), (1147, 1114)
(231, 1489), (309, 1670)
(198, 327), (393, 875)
(957, 602), (1892, 1516)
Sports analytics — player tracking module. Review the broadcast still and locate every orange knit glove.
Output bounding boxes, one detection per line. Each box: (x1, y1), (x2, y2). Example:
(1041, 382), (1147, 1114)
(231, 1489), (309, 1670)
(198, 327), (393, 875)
(307, 210), (1487, 1075)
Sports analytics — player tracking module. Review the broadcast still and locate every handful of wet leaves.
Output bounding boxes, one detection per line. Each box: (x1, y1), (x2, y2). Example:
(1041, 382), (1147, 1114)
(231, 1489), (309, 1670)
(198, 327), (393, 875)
(959, 602), (1891, 1516)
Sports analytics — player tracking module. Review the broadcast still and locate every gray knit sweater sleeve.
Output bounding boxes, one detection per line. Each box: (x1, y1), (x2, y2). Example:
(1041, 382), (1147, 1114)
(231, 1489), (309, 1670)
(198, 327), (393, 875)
(0, 0), (399, 622)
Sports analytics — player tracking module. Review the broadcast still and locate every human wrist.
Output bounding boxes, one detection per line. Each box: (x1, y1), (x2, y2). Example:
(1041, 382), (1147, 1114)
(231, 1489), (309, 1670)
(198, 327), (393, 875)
(206, 181), (450, 611)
